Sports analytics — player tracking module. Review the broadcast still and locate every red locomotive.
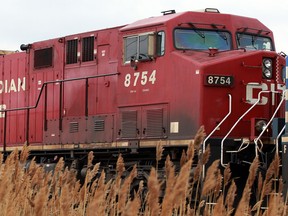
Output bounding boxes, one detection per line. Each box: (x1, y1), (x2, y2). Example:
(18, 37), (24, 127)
(0, 9), (286, 181)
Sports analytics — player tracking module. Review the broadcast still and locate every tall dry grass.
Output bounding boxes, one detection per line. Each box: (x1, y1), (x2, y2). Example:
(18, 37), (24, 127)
(0, 127), (287, 215)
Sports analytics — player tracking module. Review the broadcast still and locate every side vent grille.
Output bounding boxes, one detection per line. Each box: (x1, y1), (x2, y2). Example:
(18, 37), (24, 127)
(146, 109), (163, 137)
(121, 111), (137, 138)
(69, 122), (79, 133)
(82, 36), (94, 62)
(66, 39), (78, 64)
(94, 120), (105, 131)
(34, 47), (53, 69)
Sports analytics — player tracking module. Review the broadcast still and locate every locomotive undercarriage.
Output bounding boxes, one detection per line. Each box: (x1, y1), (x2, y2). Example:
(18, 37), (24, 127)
(2, 127), (284, 211)
(206, 136), (283, 206)
(26, 144), (190, 184)
(25, 134), (282, 191)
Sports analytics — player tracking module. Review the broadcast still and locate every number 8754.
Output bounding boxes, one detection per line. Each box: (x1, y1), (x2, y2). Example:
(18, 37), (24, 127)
(124, 70), (156, 87)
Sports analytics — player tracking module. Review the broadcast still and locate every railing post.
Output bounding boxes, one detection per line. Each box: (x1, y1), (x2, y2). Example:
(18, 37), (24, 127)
(59, 81), (63, 131)
(85, 78), (89, 117)
(3, 111), (7, 153)
(44, 84), (48, 131)
(26, 109), (30, 145)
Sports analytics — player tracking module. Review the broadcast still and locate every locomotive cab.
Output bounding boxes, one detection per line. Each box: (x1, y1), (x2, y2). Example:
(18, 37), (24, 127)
(116, 9), (286, 173)
(117, 10), (286, 203)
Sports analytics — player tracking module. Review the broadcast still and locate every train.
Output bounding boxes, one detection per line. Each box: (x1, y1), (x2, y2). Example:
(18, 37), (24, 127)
(0, 8), (287, 185)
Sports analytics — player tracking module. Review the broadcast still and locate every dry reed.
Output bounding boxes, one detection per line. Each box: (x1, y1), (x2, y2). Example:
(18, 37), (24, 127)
(0, 126), (286, 216)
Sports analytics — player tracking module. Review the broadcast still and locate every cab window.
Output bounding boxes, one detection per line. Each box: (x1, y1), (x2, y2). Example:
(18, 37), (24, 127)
(124, 36), (137, 62)
(236, 33), (273, 51)
(123, 32), (165, 63)
(174, 28), (232, 51)
(156, 31), (165, 56)
(124, 34), (151, 62)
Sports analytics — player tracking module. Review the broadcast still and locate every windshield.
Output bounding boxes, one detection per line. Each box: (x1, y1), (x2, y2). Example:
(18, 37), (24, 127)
(174, 29), (232, 51)
(236, 33), (273, 51)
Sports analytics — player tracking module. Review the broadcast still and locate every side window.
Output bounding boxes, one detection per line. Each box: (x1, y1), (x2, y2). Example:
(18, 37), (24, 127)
(123, 33), (157, 63)
(236, 33), (273, 51)
(124, 36), (138, 62)
(156, 31), (165, 56)
(139, 35), (149, 59)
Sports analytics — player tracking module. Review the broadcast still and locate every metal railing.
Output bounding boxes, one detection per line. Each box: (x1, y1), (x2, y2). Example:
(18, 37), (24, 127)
(220, 89), (282, 167)
(0, 72), (119, 152)
(253, 90), (286, 156)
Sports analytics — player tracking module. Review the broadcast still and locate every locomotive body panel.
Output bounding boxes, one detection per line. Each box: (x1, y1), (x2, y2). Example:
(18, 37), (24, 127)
(28, 38), (65, 145)
(0, 52), (27, 146)
(200, 50), (285, 139)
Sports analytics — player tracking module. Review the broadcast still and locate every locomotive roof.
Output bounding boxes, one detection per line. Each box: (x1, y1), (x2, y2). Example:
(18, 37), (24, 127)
(120, 12), (185, 31)
(120, 10), (272, 36)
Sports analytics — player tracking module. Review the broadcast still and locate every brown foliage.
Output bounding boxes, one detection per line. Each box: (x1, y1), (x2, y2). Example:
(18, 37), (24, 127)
(0, 127), (286, 216)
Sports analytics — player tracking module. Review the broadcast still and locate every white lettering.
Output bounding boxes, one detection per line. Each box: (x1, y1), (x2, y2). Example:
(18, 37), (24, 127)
(5, 80), (7, 93)
(246, 82), (285, 105)
(246, 83), (268, 105)
(271, 83), (275, 106)
(9, 79), (17, 93)
(0, 77), (26, 94)
(124, 70), (157, 87)
(0, 81), (3, 94)
(19, 77), (26, 91)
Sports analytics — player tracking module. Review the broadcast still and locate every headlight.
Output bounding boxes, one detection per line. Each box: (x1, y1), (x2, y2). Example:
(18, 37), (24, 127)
(262, 58), (272, 79)
(263, 69), (272, 78)
(263, 58), (272, 69)
(255, 120), (267, 132)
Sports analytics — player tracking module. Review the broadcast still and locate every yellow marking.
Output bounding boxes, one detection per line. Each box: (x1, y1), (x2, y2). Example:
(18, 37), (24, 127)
(282, 136), (288, 143)
(286, 111), (288, 123)
(0, 139), (195, 153)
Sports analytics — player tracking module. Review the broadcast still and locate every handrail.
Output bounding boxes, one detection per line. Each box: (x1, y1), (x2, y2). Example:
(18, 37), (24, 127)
(202, 94), (232, 178)
(276, 125), (286, 155)
(220, 90), (280, 167)
(0, 72), (119, 152)
(1, 72), (120, 113)
(254, 90), (286, 156)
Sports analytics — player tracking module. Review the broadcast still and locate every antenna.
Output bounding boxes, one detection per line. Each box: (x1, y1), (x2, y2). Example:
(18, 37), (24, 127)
(161, 10), (176, 15)
(205, 8), (220, 13)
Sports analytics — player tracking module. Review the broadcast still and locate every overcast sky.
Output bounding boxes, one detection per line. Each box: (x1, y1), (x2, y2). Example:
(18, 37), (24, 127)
(1, 0), (288, 54)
